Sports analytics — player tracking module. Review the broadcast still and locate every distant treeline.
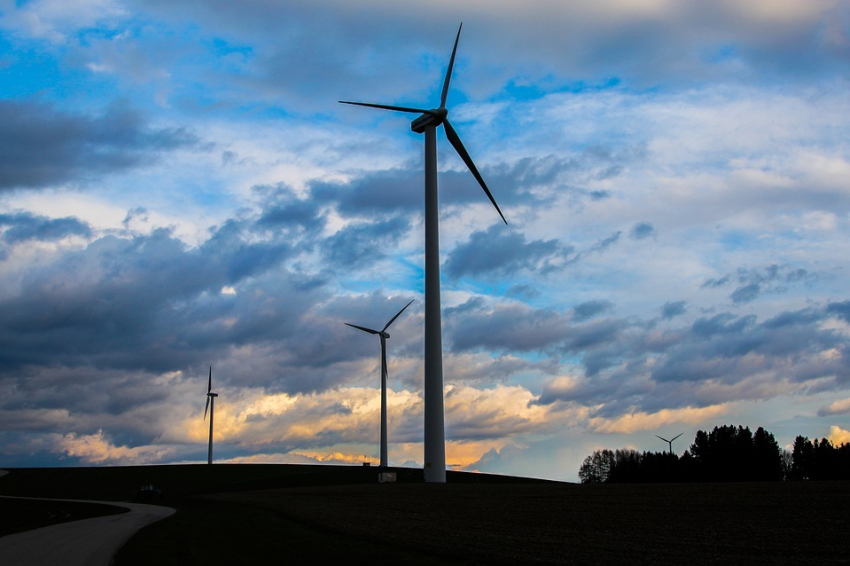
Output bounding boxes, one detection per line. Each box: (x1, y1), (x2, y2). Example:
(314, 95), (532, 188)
(579, 424), (850, 483)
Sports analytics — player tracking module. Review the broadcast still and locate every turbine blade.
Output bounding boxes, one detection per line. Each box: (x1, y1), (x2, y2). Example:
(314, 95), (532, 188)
(440, 23), (463, 109)
(443, 119), (507, 224)
(345, 322), (380, 335)
(204, 395), (210, 421)
(339, 101), (431, 114)
(655, 435), (669, 442)
(672, 433), (684, 441)
(208, 366), (212, 394)
(382, 299), (415, 332)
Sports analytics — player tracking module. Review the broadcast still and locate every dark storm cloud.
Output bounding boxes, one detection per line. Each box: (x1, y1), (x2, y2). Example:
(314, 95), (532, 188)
(444, 225), (565, 279)
(731, 283), (761, 304)
(536, 303), (850, 414)
(652, 307), (848, 385)
(0, 100), (199, 191)
(310, 169), (421, 218)
(443, 299), (632, 367)
(0, 211), (92, 244)
(0, 214), (299, 376)
(138, 1), (850, 108)
(703, 264), (817, 303)
(572, 300), (614, 322)
(825, 300), (850, 324)
(505, 284), (540, 299)
(661, 301), (687, 320)
(321, 215), (410, 269)
(445, 299), (571, 353)
(254, 184), (326, 237)
(630, 222), (656, 240)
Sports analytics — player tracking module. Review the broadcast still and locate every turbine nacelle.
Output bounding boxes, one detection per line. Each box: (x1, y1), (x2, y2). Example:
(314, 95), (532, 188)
(412, 108), (448, 133)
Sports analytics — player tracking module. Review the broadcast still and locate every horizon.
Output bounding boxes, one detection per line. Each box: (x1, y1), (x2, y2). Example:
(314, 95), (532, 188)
(1, 1), (850, 483)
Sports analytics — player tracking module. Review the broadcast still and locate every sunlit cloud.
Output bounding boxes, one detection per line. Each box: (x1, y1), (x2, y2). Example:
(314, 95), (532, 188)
(827, 425), (850, 446)
(57, 430), (180, 465)
(589, 405), (730, 434)
(818, 398), (850, 416)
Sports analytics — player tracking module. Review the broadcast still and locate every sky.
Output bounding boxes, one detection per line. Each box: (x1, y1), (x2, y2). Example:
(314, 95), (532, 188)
(1, 0), (850, 482)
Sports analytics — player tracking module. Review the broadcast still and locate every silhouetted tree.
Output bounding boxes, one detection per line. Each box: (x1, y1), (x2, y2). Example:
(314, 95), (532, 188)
(752, 426), (784, 481)
(579, 449), (615, 484)
(686, 424), (783, 481)
(780, 449), (794, 481)
(578, 425), (842, 483)
(797, 437), (850, 480)
(579, 448), (684, 483)
(791, 435), (815, 480)
(608, 449), (642, 483)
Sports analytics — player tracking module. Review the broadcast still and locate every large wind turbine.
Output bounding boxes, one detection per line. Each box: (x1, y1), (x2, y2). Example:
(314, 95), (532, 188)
(345, 299), (415, 468)
(340, 23), (506, 483)
(656, 432), (683, 455)
(204, 366), (219, 465)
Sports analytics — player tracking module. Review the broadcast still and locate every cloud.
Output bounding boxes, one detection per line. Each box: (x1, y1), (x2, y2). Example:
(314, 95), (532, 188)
(445, 299), (571, 353)
(57, 429), (180, 465)
(534, 303), (850, 417)
(321, 215), (410, 269)
(661, 301), (687, 320)
(444, 225), (566, 279)
(572, 300), (614, 322)
(629, 222), (656, 240)
(444, 384), (555, 441)
(827, 425), (850, 446)
(702, 264), (818, 304)
(818, 398), (850, 417)
(588, 404), (730, 435)
(0, 100), (199, 191)
(0, 217), (308, 375)
(0, 211), (92, 244)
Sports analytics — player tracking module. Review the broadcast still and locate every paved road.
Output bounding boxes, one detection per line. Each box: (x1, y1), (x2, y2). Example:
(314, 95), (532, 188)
(0, 471), (175, 566)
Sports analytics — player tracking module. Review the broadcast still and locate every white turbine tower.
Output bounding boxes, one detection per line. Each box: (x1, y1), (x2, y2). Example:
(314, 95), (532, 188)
(345, 299), (415, 468)
(340, 23), (506, 483)
(656, 432), (683, 455)
(204, 366), (219, 465)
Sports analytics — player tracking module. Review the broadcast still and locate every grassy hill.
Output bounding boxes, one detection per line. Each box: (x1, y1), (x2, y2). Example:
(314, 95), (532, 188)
(2, 465), (848, 565)
(0, 463), (551, 501)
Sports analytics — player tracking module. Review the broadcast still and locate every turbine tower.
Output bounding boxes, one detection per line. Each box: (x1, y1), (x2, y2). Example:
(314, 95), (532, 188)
(340, 23), (506, 483)
(656, 432), (683, 455)
(345, 299), (415, 468)
(204, 366), (219, 465)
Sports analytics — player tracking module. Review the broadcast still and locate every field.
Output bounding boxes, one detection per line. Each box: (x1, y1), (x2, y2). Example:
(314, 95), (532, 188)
(1, 465), (848, 565)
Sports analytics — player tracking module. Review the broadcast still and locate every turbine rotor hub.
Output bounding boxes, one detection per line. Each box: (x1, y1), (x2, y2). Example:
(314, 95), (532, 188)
(411, 108), (448, 133)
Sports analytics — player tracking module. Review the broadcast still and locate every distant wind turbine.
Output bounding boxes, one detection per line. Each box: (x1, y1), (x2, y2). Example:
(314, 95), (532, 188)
(346, 299), (414, 468)
(204, 366), (219, 465)
(656, 432), (683, 455)
(340, 23), (506, 483)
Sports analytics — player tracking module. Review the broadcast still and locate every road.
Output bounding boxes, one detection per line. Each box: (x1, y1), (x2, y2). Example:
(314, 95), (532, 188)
(0, 471), (175, 566)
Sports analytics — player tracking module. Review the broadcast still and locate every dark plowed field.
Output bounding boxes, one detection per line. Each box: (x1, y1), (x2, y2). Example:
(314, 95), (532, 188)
(213, 481), (849, 566)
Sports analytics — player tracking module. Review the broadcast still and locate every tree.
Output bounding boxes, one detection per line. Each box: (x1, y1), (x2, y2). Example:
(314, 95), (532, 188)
(687, 424), (782, 481)
(752, 426), (783, 481)
(579, 449), (615, 484)
(791, 435), (814, 480)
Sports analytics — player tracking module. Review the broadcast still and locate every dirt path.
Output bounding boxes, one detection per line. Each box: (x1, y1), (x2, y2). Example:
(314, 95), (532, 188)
(0, 471), (175, 566)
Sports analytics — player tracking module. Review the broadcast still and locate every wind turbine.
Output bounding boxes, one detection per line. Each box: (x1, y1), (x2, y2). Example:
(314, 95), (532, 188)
(204, 366), (219, 465)
(656, 432), (683, 455)
(340, 23), (506, 483)
(345, 299), (415, 468)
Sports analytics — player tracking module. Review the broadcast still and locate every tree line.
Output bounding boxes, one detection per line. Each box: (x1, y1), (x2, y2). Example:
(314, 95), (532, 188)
(579, 424), (850, 483)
